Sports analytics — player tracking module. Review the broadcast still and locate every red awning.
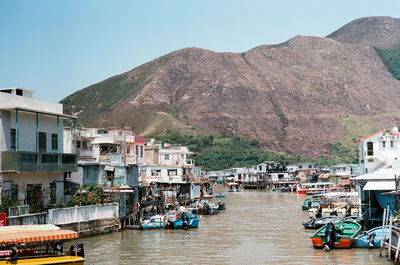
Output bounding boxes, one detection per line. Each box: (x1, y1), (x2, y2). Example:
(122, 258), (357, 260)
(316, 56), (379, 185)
(0, 229), (77, 244)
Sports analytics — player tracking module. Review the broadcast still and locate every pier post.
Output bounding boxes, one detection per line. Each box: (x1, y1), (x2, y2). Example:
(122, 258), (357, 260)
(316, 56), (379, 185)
(381, 208), (387, 257)
(389, 216), (393, 260)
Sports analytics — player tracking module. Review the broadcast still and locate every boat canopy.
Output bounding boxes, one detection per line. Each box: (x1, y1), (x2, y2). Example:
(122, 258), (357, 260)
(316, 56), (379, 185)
(363, 181), (395, 191)
(0, 225), (77, 244)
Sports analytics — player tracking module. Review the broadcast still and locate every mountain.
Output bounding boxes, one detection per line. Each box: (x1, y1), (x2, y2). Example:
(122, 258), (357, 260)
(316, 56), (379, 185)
(62, 16), (400, 158)
(327, 16), (400, 49)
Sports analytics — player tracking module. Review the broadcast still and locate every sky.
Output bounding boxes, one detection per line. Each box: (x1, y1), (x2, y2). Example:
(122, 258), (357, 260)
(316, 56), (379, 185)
(1, 0), (400, 102)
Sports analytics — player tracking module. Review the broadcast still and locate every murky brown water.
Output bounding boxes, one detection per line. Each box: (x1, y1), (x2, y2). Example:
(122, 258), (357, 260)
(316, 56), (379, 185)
(81, 191), (391, 264)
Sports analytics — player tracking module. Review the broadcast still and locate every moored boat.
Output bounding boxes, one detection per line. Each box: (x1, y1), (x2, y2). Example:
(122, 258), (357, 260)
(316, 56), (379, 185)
(310, 220), (361, 251)
(165, 211), (199, 229)
(215, 193), (226, 198)
(297, 182), (340, 195)
(354, 226), (389, 248)
(0, 224), (85, 264)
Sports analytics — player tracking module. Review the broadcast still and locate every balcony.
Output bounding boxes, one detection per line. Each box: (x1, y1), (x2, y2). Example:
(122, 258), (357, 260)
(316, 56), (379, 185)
(2, 151), (77, 172)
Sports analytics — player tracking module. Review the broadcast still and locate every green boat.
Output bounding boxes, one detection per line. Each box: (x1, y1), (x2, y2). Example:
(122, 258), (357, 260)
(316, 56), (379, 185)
(301, 198), (322, 210)
(310, 220), (361, 251)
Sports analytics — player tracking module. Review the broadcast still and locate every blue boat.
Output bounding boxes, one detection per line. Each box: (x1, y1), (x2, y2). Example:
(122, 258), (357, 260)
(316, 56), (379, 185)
(165, 211), (199, 229)
(215, 193), (226, 198)
(355, 226), (389, 248)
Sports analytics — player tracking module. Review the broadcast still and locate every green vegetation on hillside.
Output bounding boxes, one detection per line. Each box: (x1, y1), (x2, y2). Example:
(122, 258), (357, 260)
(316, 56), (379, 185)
(61, 53), (173, 123)
(376, 45), (400, 80)
(157, 130), (357, 171)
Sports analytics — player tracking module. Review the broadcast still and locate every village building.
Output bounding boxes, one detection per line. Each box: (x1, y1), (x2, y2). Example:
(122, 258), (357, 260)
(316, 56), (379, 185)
(140, 140), (204, 202)
(352, 127), (400, 227)
(0, 88), (77, 210)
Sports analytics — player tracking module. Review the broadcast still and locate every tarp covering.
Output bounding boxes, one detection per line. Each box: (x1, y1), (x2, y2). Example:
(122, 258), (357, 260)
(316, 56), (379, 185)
(374, 190), (396, 215)
(363, 181), (395, 191)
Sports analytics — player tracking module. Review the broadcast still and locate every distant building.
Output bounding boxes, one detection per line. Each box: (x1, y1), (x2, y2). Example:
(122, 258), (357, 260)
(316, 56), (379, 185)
(0, 88), (77, 209)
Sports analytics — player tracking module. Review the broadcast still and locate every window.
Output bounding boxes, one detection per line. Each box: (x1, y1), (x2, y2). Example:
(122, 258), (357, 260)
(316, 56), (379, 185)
(39, 132), (46, 152)
(367, 142), (373, 156)
(10, 129), (17, 150)
(383, 141), (386, 148)
(140, 146), (143, 158)
(168, 169), (177, 176)
(164, 154), (169, 160)
(136, 145), (139, 156)
(50, 182), (57, 204)
(151, 170), (161, 176)
(368, 158), (374, 162)
(391, 141), (394, 148)
(298, 165), (303, 169)
(51, 134), (58, 150)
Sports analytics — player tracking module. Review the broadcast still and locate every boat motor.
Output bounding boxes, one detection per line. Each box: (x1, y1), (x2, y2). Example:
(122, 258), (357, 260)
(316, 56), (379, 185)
(346, 203), (351, 217)
(324, 223), (336, 252)
(69, 243), (85, 258)
(316, 204), (322, 218)
(181, 212), (189, 230)
(308, 200), (312, 209)
(9, 244), (18, 260)
(204, 203), (211, 215)
(368, 232), (376, 248)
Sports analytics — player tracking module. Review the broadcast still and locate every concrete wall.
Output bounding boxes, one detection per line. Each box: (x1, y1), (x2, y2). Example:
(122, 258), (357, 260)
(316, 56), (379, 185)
(0, 92), (62, 114)
(48, 203), (119, 224)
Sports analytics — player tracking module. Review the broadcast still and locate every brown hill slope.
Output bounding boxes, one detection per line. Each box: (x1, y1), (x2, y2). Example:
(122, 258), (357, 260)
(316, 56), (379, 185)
(327, 16), (400, 48)
(62, 34), (400, 158)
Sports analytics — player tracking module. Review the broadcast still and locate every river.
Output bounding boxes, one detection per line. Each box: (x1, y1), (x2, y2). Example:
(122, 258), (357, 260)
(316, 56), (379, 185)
(81, 191), (391, 264)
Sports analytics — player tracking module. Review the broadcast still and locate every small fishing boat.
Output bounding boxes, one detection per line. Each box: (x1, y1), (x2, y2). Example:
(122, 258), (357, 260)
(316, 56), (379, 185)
(354, 226), (389, 248)
(188, 200), (219, 215)
(215, 193), (226, 198)
(303, 216), (361, 229)
(271, 187), (281, 192)
(228, 182), (240, 192)
(0, 224), (85, 264)
(301, 198), (322, 210)
(310, 220), (361, 251)
(140, 214), (166, 229)
(303, 216), (342, 229)
(165, 211), (199, 229)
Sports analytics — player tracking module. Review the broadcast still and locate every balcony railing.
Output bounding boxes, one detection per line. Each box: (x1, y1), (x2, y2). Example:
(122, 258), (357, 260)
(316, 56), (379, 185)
(2, 151), (77, 172)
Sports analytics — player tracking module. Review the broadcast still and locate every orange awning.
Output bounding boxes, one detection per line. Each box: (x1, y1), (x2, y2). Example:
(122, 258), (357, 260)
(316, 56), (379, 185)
(0, 229), (77, 244)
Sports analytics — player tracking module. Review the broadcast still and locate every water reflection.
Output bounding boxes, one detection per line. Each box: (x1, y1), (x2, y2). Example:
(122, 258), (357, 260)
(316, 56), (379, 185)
(82, 191), (391, 264)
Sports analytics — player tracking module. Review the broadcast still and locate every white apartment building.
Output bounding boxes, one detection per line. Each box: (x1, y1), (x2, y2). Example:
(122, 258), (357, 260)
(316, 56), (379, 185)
(357, 127), (400, 175)
(0, 88), (77, 209)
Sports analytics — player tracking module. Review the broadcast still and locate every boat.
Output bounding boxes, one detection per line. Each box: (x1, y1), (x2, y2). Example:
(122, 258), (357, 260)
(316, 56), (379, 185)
(310, 220), (361, 251)
(228, 182), (240, 192)
(301, 197), (323, 210)
(140, 214), (166, 229)
(165, 211), (199, 229)
(0, 224), (85, 264)
(354, 226), (389, 248)
(271, 187), (281, 192)
(307, 192), (359, 218)
(296, 182), (341, 195)
(187, 200), (218, 215)
(303, 216), (342, 229)
(215, 193), (226, 198)
(303, 216), (361, 229)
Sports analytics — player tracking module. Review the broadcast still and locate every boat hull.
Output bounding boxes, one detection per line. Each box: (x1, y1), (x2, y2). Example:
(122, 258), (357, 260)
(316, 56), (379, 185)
(311, 237), (353, 249)
(0, 256), (85, 264)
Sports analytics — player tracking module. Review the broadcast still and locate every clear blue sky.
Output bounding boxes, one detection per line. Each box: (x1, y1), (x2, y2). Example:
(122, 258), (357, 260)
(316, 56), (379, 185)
(1, 0), (400, 102)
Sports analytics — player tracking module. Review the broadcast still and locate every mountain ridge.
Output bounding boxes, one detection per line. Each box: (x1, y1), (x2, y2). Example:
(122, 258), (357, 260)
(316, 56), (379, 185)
(62, 16), (400, 158)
